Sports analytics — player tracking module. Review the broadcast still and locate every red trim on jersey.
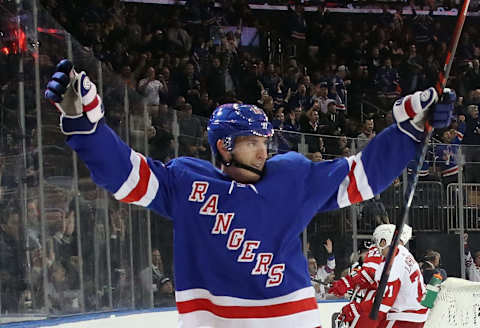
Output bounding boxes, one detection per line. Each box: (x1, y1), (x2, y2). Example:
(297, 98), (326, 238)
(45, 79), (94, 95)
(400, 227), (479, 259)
(347, 161), (363, 204)
(83, 95), (99, 112)
(442, 166), (458, 176)
(120, 156), (150, 203)
(396, 308), (428, 314)
(404, 97), (416, 118)
(176, 297), (318, 318)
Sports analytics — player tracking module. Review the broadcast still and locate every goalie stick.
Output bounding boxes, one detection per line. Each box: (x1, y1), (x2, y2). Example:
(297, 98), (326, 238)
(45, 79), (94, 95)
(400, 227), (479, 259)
(369, 0), (471, 320)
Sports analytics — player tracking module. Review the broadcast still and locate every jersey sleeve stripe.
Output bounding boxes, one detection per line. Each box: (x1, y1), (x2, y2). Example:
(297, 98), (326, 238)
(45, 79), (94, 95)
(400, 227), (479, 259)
(347, 161), (363, 204)
(362, 262), (380, 270)
(120, 155), (151, 203)
(380, 304), (391, 313)
(113, 150), (141, 200)
(351, 153), (374, 201)
(404, 97), (416, 118)
(131, 167), (159, 207)
(113, 151), (159, 207)
(337, 156), (354, 207)
(337, 153), (374, 207)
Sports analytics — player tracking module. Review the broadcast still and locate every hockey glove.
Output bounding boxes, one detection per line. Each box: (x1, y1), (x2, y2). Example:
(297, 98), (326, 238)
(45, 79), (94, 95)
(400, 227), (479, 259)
(329, 270), (376, 297)
(393, 87), (455, 142)
(45, 59), (104, 135)
(340, 301), (383, 328)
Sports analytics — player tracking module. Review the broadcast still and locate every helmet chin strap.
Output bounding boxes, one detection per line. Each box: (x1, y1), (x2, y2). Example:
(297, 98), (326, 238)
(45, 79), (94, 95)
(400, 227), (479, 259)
(221, 153), (265, 177)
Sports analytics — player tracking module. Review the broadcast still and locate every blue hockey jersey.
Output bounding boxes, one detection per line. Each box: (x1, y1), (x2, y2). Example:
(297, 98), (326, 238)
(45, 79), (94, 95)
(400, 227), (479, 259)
(66, 122), (419, 328)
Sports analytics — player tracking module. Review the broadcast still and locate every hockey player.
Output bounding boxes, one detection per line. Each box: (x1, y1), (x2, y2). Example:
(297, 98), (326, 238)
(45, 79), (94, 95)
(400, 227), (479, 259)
(328, 224), (412, 300)
(45, 59), (453, 328)
(340, 224), (427, 328)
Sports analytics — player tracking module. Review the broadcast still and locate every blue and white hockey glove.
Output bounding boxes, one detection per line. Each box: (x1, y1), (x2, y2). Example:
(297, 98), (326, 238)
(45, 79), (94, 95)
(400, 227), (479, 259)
(393, 87), (455, 142)
(45, 59), (104, 135)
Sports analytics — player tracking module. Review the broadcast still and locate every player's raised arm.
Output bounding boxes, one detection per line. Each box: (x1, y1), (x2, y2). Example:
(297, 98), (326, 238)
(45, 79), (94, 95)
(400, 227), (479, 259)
(303, 88), (455, 213)
(45, 59), (174, 217)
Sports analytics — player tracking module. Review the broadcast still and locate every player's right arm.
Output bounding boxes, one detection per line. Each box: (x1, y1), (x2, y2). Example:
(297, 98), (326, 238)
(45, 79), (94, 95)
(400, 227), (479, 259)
(45, 60), (174, 218)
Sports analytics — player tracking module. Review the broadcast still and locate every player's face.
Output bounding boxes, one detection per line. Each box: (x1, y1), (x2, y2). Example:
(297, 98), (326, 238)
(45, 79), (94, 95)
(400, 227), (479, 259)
(226, 135), (268, 184)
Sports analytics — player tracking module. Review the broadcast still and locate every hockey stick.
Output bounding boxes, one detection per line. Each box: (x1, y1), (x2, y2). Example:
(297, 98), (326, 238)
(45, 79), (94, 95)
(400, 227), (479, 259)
(369, 0), (470, 320)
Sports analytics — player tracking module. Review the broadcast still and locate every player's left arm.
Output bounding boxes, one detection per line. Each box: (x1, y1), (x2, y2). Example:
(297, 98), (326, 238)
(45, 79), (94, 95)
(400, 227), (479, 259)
(304, 88), (454, 212)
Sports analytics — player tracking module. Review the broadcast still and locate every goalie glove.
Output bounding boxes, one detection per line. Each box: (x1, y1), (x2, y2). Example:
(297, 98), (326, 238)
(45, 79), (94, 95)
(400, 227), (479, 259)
(393, 87), (455, 142)
(45, 59), (104, 135)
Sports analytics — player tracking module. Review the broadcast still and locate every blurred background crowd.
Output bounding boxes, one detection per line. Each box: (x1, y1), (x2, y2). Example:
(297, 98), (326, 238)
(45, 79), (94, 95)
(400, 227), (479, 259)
(1, 0), (480, 321)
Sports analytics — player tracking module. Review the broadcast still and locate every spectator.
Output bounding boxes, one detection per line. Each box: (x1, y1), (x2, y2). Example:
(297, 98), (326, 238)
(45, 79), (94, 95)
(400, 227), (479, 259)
(288, 83), (312, 111)
(206, 57), (226, 103)
(271, 110), (292, 154)
(299, 106), (324, 153)
(284, 108), (301, 132)
(464, 233), (480, 282)
(0, 205), (26, 313)
(311, 81), (332, 115)
(177, 62), (200, 98)
(260, 64), (281, 97)
(151, 248), (175, 306)
(434, 125), (464, 187)
(419, 249), (447, 283)
(331, 65), (350, 112)
(309, 152), (323, 162)
(137, 66), (163, 106)
(286, 2), (307, 60)
(308, 239), (335, 300)
(177, 103), (203, 156)
(463, 104), (480, 182)
(465, 59), (480, 91)
(47, 261), (81, 313)
(319, 99), (344, 136)
(356, 118), (376, 151)
(374, 57), (400, 98)
(166, 18), (192, 56)
(401, 44), (424, 94)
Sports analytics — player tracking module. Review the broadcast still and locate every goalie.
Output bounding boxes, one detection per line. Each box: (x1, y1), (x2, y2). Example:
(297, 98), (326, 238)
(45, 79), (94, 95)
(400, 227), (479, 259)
(339, 224), (428, 328)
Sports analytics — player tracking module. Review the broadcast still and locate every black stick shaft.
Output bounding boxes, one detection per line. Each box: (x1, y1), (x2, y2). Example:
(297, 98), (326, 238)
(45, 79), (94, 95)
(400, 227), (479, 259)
(369, 0), (470, 320)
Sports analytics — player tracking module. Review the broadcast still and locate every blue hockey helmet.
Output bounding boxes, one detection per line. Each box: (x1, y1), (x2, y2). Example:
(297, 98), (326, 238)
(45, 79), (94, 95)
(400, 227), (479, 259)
(207, 103), (274, 156)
